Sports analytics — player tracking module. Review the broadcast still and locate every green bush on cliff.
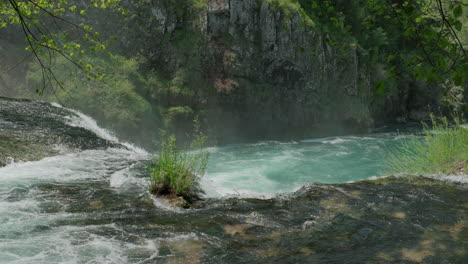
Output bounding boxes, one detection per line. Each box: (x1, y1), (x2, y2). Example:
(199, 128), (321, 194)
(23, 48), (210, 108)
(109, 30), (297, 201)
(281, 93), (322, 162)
(148, 118), (209, 199)
(387, 114), (468, 175)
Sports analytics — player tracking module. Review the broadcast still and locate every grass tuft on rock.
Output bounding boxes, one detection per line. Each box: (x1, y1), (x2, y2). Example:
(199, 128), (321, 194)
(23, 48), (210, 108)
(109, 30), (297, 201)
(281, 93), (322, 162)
(148, 119), (209, 201)
(387, 113), (468, 175)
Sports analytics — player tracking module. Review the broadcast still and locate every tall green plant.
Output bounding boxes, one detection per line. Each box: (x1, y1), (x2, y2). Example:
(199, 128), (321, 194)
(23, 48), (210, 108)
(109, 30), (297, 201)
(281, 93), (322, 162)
(386, 114), (468, 175)
(148, 118), (209, 198)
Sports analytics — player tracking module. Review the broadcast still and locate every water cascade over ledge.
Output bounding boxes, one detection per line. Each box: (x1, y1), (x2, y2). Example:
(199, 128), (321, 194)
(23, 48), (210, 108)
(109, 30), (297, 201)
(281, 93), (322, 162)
(0, 97), (466, 263)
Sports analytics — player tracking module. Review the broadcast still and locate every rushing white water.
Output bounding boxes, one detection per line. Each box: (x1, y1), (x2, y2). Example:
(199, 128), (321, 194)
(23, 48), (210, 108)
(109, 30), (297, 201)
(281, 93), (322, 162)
(53, 102), (147, 155)
(1, 103), (466, 263)
(201, 135), (415, 197)
(0, 105), (193, 264)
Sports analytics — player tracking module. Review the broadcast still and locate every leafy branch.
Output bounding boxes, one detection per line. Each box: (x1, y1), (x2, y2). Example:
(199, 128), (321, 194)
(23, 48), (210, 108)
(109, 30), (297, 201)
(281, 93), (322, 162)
(0, 0), (126, 94)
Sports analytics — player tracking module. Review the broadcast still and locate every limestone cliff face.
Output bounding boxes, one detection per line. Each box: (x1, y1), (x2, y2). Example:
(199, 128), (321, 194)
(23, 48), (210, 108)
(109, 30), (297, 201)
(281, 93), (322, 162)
(203, 0), (370, 140)
(115, 0), (424, 142)
(0, 0), (446, 144)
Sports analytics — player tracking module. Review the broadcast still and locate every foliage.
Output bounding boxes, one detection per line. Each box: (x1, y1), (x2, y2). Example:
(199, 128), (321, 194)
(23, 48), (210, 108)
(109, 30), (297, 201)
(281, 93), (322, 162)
(386, 114), (468, 174)
(148, 118), (209, 198)
(25, 54), (154, 140)
(375, 0), (467, 88)
(0, 0), (125, 92)
(291, 0), (467, 105)
(2, 0), (467, 145)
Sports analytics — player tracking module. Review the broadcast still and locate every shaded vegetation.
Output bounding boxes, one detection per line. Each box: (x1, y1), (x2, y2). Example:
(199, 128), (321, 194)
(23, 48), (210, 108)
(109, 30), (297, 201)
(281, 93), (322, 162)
(387, 114), (468, 174)
(1, 0), (467, 144)
(24, 55), (158, 144)
(0, 0), (125, 91)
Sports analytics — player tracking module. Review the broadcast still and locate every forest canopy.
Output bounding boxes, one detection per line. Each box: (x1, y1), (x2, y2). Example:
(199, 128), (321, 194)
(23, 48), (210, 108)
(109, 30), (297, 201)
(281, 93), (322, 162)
(1, 0), (466, 94)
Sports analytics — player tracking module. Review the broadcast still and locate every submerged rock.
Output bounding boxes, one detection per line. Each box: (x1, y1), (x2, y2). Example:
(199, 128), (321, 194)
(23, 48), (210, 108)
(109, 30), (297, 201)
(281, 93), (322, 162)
(24, 173), (466, 263)
(150, 182), (203, 209)
(0, 96), (121, 166)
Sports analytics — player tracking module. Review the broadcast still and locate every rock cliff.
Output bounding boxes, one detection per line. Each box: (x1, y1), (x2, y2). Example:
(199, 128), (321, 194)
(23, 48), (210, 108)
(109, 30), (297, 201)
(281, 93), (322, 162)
(118, 0), (379, 141)
(2, 0), (443, 143)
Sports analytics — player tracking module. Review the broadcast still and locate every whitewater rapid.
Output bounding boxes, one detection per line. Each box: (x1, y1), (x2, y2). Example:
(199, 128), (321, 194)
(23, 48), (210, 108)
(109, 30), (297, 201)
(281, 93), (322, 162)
(1, 101), (467, 263)
(3, 102), (467, 198)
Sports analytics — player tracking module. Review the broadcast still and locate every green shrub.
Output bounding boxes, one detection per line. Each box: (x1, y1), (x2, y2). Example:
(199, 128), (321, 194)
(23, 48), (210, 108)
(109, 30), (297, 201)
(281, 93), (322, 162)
(24, 54), (156, 142)
(386, 114), (468, 174)
(148, 118), (209, 198)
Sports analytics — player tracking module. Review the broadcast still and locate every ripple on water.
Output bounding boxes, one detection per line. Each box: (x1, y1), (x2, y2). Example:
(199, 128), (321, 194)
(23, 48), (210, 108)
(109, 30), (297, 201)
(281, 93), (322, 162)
(0, 223), (162, 264)
(202, 134), (410, 197)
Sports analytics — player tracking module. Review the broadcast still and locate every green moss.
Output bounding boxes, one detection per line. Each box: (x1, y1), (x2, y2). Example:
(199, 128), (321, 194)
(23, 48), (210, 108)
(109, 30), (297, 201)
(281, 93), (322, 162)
(264, 0), (315, 27)
(360, 175), (455, 187)
(167, 106), (194, 120)
(191, 0), (208, 9)
(164, 0), (207, 24)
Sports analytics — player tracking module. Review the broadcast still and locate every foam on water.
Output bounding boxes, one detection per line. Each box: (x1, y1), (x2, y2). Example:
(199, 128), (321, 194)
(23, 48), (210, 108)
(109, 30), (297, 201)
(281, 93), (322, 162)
(150, 196), (186, 213)
(51, 102), (148, 155)
(1, 101), (466, 262)
(0, 148), (146, 187)
(50, 102), (119, 142)
(425, 173), (468, 184)
(323, 137), (350, 144)
(109, 165), (148, 189)
(0, 104), (161, 263)
(0, 223), (162, 264)
(202, 134), (413, 197)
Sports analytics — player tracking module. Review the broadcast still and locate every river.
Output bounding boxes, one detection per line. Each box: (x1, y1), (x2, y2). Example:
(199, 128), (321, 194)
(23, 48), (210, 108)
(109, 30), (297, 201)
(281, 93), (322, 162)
(0, 100), (466, 263)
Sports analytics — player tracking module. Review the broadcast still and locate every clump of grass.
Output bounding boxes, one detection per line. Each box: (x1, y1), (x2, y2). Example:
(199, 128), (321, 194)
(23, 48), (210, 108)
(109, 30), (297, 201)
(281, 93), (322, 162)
(148, 118), (209, 199)
(386, 113), (468, 175)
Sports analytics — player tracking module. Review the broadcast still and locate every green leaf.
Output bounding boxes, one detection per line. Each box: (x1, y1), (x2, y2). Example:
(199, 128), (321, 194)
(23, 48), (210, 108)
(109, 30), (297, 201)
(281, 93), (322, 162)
(453, 5), (462, 18)
(453, 20), (462, 31)
(376, 80), (386, 95)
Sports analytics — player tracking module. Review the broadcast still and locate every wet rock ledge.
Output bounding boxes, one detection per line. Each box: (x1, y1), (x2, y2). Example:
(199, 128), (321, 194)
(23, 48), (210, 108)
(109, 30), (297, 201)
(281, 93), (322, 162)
(0, 96), (119, 166)
(47, 174), (467, 263)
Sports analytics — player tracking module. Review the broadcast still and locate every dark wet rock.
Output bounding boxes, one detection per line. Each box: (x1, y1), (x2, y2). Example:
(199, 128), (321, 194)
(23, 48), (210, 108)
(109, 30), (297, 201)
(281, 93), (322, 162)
(150, 182), (204, 209)
(163, 195), (191, 209)
(351, 227), (374, 241)
(0, 96), (121, 166)
(23, 175), (467, 263)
